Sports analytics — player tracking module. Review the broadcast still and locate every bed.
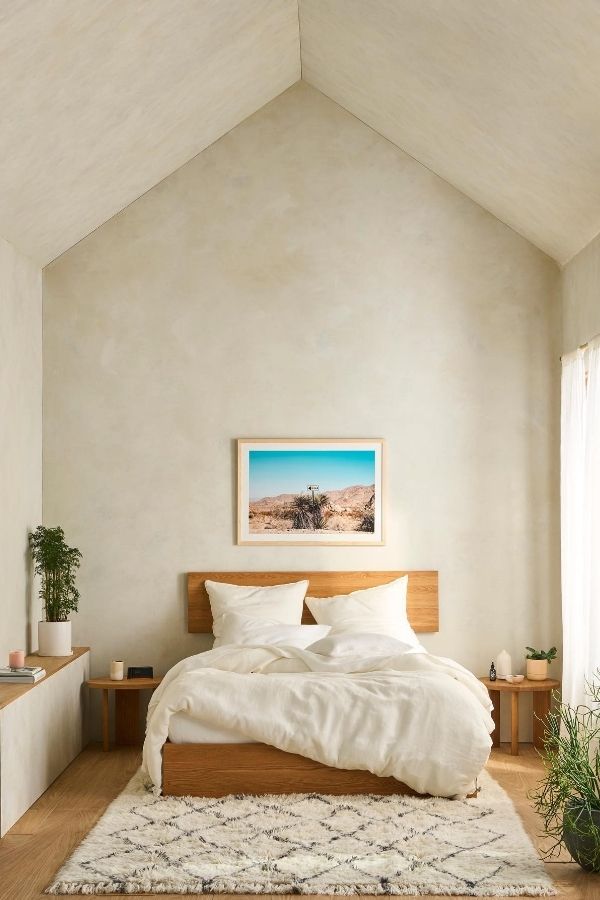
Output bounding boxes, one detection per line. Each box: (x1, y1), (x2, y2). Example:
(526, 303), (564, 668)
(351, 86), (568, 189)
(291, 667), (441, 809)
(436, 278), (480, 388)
(157, 569), (474, 798)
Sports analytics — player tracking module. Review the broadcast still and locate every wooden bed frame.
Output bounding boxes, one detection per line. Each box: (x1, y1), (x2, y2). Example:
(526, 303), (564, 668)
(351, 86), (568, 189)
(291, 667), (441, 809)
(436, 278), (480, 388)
(162, 570), (438, 797)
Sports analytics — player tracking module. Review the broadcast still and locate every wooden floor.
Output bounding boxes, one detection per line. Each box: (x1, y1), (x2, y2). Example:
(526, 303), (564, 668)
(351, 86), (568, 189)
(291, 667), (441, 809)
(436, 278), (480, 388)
(0, 743), (596, 899)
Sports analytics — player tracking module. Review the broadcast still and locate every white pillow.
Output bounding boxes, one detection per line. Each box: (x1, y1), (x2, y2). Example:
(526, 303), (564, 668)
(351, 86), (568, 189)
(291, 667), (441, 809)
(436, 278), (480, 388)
(307, 632), (418, 657)
(213, 612), (330, 649)
(305, 576), (421, 647)
(205, 579), (308, 639)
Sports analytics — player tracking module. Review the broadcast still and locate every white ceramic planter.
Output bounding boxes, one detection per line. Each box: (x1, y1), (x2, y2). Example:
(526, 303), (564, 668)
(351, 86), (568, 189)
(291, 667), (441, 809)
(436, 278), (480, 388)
(526, 658), (548, 681)
(38, 620), (73, 657)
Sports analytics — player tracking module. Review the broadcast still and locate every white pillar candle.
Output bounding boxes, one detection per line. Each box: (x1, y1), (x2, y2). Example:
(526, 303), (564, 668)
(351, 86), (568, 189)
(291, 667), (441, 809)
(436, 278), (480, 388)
(496, 649), (512, 679)
(110, 660), (124, 681)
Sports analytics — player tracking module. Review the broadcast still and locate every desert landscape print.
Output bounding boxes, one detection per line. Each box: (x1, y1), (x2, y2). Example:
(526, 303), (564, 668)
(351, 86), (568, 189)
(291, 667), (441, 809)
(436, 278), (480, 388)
(248, 448), (377, 535)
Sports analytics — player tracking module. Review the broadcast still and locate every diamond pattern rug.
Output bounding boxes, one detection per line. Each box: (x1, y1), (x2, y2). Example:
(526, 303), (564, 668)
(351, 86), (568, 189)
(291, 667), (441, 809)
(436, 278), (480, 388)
(46, 769), (555, 895)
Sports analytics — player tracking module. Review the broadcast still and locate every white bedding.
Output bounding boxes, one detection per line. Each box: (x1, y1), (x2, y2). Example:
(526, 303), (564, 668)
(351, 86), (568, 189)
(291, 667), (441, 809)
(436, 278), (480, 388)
(168, 712), (256, 744)
(143, 641), (494, 799)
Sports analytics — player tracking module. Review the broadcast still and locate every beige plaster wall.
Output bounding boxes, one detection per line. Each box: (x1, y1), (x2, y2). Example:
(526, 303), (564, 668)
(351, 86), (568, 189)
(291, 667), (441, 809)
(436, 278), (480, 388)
(561, 230), (600, 353)
(0, 236), (42, 662)
(43, 84), (561, 723)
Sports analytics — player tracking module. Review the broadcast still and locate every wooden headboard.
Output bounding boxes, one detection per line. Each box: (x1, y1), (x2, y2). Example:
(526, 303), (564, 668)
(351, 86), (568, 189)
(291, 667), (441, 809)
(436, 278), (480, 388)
(187, 571), (438, 633)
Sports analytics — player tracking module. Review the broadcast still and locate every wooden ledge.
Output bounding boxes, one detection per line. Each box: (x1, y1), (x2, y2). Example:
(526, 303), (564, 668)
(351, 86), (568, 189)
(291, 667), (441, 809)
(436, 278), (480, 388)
(0, 646), (90, 710)
(479, 677), (560, 692)
(87, 676), (162, 690)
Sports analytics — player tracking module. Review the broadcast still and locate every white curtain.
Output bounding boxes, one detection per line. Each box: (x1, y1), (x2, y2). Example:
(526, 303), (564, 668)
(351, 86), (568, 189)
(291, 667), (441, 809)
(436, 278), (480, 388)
(561, 339), (600, 707)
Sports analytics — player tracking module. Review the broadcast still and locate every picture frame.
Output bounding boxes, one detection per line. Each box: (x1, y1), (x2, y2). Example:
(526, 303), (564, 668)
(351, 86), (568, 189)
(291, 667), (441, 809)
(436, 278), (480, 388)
(237, 439), (385, 545)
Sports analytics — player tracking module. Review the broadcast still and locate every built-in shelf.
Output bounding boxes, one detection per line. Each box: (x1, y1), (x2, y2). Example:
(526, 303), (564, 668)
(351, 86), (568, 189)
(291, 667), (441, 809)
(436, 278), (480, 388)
(0, 646), (89, 710)
(0, 646), (90, 836)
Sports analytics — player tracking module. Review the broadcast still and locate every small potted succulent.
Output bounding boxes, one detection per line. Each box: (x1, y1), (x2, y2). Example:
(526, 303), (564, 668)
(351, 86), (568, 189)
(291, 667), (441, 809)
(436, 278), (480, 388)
(29, 525), (82, 657)
(525, 646), (557, 681)
(531, 675), (600, 871)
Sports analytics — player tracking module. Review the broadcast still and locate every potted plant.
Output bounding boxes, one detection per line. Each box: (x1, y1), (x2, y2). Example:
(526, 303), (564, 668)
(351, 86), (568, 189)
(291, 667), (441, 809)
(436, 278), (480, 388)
(29, 525), (82, 657)
(525, 646), (557, 681)
(531, 676), (600, 871)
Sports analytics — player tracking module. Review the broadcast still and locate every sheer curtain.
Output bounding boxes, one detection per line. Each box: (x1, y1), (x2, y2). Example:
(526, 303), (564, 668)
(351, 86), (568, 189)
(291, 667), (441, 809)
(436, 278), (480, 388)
(561, 339), (600, 707)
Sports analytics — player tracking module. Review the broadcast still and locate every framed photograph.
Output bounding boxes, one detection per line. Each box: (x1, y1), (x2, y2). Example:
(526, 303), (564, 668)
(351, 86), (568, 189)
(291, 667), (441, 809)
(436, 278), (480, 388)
(237, 439), (384, 545)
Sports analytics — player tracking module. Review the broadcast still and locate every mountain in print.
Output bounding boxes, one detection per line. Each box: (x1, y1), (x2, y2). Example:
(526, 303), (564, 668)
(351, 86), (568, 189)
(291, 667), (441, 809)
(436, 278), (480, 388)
(248, 484), (375, 533)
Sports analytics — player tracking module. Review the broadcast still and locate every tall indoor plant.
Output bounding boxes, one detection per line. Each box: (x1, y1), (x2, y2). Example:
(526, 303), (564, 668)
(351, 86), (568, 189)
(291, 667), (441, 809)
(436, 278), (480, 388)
(29, 525), (82, 656)
(531, 675), (600, 872)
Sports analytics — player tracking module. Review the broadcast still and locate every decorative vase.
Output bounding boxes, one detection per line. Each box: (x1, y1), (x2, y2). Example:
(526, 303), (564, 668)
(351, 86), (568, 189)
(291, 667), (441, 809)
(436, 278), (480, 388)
(496, 649), (512, 679)
(38, 621), (72, 657)
(526, 658), (548, 680)
(563, 801), (600, 872)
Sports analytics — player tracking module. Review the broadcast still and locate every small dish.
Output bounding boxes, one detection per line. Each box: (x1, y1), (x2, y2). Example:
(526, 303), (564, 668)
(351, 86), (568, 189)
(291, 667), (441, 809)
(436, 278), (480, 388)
(507, 674), (525, 683)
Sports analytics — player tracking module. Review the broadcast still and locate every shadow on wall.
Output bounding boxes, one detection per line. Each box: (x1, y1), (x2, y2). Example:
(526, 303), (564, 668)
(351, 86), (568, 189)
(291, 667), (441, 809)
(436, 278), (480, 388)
(179, 571), (188, 631)
(25, 528), (35, 654)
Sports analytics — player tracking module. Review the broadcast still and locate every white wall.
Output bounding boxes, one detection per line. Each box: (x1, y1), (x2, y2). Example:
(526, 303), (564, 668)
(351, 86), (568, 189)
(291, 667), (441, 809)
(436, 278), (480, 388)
(43, 84), (561, 717)
(561, 230), (600, 352)
(0, 236), (42, 662)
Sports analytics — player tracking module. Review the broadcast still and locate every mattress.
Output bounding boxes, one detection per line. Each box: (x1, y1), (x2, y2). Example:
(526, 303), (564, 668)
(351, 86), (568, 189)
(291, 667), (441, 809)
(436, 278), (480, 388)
(167, 711), (256, 744)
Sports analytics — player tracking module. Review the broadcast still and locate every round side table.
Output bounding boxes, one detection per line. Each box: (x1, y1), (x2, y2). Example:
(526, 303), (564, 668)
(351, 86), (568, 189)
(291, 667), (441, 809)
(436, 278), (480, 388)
(479, 677), (560, 755)
(87, 676), (162, 751)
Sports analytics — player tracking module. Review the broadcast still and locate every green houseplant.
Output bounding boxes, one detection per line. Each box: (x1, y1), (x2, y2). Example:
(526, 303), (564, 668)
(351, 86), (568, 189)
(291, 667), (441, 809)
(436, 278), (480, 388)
(525, 646), (557, 681)
(531, 675), (600, 871)
(29, 525), (82, 657)
(289, 492), (330, 530)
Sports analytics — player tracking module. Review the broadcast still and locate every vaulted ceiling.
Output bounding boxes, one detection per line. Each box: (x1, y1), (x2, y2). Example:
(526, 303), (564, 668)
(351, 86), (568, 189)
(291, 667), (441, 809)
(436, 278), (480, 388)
(2, 1), (600, 266)
(0, 0), (300, 265)
(301, 0), (600, 266)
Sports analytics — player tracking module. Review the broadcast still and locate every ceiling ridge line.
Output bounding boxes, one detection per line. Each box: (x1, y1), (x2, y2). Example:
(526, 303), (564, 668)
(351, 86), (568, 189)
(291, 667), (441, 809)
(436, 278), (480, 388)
(42, 82), (300, 269)
(560, 226), (600, 270)
(302, 81), (558, 268)
(296, 0), (303, 80)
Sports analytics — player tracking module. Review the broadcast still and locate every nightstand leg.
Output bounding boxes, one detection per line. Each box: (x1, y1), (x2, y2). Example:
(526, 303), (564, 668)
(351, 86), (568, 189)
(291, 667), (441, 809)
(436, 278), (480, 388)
(102, 689), (110, 752)
(115, 690), (140, 745)
(533, 690), (551, 751)
(490, 690), (500, 748)
(510, 691), (519, 755)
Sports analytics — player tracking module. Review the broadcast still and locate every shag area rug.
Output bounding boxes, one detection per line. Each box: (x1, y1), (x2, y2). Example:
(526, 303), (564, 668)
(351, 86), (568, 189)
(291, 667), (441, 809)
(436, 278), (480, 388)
(47, 770), (555, 896)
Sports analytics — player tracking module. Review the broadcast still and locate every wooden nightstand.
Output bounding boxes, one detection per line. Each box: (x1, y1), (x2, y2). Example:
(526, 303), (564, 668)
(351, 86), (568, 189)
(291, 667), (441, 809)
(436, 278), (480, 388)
(87, 676), (162, 751)
(479, 677), (560, 756)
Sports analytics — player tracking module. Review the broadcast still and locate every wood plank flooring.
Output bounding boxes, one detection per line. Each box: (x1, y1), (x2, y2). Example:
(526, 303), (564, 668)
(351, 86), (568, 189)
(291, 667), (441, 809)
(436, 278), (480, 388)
(0, 743), (596, 899)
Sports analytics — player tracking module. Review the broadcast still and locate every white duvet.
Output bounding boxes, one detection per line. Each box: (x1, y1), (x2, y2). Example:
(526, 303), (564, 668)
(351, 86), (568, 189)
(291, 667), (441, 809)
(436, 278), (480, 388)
(142, 642), (494, 798)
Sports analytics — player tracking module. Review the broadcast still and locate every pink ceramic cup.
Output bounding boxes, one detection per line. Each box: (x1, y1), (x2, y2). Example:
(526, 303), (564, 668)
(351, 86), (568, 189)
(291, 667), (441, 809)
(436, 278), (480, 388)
(9, 649), (25, 668)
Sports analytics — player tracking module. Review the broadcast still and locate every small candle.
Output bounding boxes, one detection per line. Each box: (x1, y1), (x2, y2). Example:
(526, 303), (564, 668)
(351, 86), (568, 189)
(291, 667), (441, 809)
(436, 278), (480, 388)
(9, 650), (25, 668)
(110, 660), (124, 681)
